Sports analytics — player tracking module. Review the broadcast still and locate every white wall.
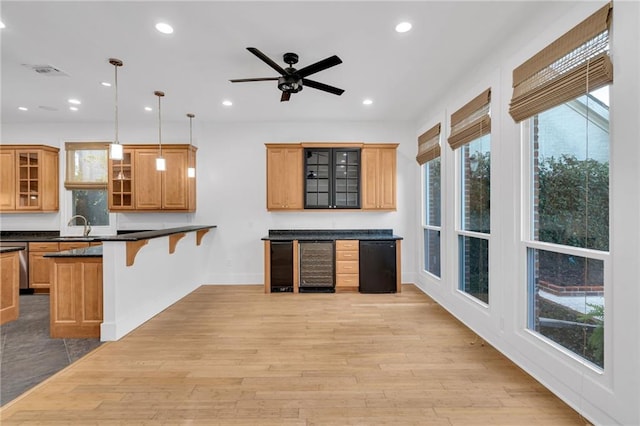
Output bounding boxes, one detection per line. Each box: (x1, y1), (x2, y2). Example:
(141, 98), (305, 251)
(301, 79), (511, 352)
(413, 2), (640, 425)
(1, 120), (418, 285)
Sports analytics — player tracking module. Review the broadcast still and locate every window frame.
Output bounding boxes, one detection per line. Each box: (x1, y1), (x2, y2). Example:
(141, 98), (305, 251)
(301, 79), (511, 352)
(520, 104), (610, 370)
(422, 156), (442, 278)
(63, 142), (117, 236)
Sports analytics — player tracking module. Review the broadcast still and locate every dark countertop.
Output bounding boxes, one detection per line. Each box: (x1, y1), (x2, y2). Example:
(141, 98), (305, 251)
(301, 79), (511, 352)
(0, 225), (216, 243)
(0, 246), (26, 254)
(262, 229), (402, 241)
(44, 245), (103, 258)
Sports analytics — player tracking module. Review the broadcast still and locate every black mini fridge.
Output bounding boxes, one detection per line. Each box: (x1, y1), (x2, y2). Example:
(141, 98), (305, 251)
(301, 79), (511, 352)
(359, 240), (397, 293)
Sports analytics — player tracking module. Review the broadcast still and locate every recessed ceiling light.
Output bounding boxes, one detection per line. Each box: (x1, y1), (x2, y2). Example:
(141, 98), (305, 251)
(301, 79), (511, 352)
(101, 81), (111, 87)
(155, 22), (173, 34)
(68, 98), (81, 105)
(395, 22), (412, 33)
(144, 106), (153, 111)
(69, 106), (78, 111)
(222, 100), (233, 106)
(18, 106), (28, 111)
(363, 99), (373, 105)
(0, 21), (5, 29)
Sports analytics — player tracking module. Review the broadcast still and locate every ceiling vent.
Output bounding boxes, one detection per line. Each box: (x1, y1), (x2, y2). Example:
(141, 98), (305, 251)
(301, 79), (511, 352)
(22, 64), (70, 77)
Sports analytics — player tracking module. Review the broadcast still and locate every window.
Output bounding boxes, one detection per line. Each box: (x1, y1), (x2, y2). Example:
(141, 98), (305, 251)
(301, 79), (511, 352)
(448, 89), (491, 304)
(459, 134), (490, 303)
(304, 148), (360, 209)
(64, 142), (114, 233)
(417, 123), (442, 278)
(511, 2), (612, 369)
(423, 158), (441, 277)
(525, 87), (609, 368)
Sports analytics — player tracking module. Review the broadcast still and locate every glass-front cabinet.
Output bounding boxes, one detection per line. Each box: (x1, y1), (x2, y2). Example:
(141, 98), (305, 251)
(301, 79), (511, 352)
(0, 145), (59, 212)
(109, 150), (134, 210)
(304, 148), (360, 209)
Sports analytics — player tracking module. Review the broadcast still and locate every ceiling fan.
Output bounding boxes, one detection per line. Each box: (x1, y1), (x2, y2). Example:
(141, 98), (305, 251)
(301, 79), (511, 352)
(229, 47), (345, 102)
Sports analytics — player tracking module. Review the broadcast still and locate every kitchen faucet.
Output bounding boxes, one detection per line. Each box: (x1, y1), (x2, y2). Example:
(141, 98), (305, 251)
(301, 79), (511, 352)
(67, 215), (92, 237)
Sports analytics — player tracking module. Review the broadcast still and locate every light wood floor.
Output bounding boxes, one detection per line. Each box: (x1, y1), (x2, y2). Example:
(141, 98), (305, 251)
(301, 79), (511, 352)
(1, 285), (587, 425)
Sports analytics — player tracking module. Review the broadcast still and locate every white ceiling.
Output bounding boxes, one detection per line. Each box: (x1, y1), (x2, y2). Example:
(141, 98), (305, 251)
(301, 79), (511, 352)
(1, 1), (577, 126)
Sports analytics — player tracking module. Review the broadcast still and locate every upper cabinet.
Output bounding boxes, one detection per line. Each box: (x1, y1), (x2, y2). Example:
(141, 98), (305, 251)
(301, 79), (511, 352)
(266, 144), (303, 210)
(0, 145), (59, 213)
(108, 144), (196, 212)
(304, 147), (361, 209)
(265, 142), (396, 212)
(361, 144), (398, 210)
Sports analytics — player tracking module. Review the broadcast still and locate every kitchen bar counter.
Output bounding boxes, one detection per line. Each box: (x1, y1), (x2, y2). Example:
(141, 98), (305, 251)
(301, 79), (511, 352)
(0, 226), (216, 243)
(262, 229), (402, 241)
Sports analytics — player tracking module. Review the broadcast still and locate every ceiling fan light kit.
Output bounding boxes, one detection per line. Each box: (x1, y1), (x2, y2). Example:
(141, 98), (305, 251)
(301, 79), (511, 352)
(229, 47), (344, 102)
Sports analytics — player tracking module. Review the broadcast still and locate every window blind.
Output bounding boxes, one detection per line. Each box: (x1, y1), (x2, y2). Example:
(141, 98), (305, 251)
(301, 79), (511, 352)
(447, 88), (491, 151)
(416, 123), (441, 165)
(509, 2), (612, 122)
(64, 142), (109, 189)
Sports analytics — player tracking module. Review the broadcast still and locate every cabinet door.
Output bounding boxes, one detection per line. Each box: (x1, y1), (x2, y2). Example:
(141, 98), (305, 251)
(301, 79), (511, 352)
(0, 150), (16, 210)
(361, 146), (397, 210)
(50, 258), (103, 338)
(304, 148), (360, 209)
(266, 146), (303, 210)
(0, 252), (20, 324)
(17, 150), (41, 210)
(134, 149), (162, 210)
(29, 252), (54, 290)
(40, 149), (59, 211)
(162, 148), (189, 210)
(108, 150), (134, 210)
(377, 147), (397, 209)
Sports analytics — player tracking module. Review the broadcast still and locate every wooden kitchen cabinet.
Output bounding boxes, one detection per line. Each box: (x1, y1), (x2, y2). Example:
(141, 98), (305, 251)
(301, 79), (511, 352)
(335, 240), (359, 292)
(50, 256), (103, 338)
(0, 250), (21, 325)
(266, 144), (303, 210)
(361, 144), (397, 210)
(28, 242), (60, 292)
(0, 145), (59, 212)
(108, 144), (196, 212)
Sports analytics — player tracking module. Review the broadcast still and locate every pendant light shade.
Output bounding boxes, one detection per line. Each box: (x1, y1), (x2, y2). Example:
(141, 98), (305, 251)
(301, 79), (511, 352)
(109, 58), (124, 160)
(155, 90), (166, 171)
(187, 113), (196, 178)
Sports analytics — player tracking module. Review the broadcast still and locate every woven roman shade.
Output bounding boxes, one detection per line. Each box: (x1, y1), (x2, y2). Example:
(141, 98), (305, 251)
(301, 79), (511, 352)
(64, 142), (109, 189)
(447, 88), (491, 151)
(509, 2), (612, 122)
(416, 123), (441, 165)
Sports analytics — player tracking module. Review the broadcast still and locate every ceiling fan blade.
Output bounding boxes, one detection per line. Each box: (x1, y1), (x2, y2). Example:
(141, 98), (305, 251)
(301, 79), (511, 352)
(229, 77), (279, 83)
(280, 91), (291, 102)
(296, 55), (342, 78)
(247, 47), (288, 76)
(302, 79), (345, 96)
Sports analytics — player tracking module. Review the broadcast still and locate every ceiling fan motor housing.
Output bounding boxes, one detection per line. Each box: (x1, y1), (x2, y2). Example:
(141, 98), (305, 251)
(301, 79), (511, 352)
(278, 75), (303, 93)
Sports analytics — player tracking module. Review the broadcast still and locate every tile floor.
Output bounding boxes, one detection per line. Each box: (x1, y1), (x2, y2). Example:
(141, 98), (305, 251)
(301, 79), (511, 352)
(0, 294), (102, 406)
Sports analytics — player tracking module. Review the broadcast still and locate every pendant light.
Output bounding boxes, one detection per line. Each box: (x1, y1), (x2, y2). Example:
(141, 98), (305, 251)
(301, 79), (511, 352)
(155, 90), (166, 171)
(109, 58), (124, 160)
(186, 113), (196, 178)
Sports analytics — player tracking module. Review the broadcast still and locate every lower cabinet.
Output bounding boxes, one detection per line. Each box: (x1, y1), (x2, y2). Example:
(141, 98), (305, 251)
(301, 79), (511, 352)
(335, 240), (359, 292)
(29, 242), (60, 292)
(264, 238), (400, 293)
(0, 250), (20, 325)
(50, 257), (103, 338)
(29, 242), (93, 292)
